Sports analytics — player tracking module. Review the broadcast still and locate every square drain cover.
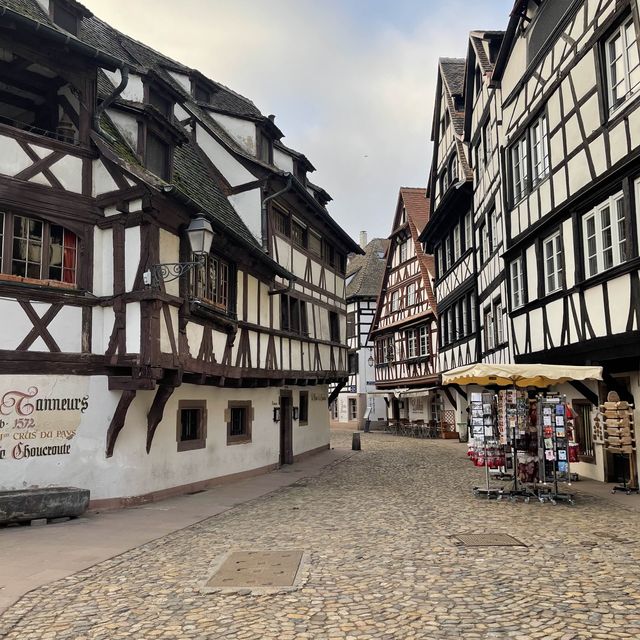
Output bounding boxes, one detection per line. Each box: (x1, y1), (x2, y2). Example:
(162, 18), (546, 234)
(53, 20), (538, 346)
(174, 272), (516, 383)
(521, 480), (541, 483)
(453, 534), (525, 547)
(206, 550), (304, 589)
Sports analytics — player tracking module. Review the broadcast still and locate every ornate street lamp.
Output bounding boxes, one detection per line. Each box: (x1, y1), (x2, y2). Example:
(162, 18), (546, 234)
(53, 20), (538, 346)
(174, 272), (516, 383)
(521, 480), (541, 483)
(143, 214), (214, 287)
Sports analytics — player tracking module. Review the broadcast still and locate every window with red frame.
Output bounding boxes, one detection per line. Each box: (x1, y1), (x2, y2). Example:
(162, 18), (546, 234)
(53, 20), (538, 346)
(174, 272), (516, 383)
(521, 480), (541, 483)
(0, 212), (77, 284)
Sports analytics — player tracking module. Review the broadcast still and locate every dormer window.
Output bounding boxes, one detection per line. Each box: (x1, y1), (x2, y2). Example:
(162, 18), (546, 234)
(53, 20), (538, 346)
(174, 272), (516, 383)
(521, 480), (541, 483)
(145, 131), (170, 180)
(294, 160), (306, 184)
(193, 82), (211, 104)
(257, 129), (272, 163)
(52, 1), (79, 35)
(149, 87), (172, 118)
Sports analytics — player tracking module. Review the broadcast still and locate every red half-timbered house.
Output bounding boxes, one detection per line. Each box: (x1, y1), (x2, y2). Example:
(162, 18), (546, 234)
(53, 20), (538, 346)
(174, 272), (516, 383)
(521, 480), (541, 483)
(369, 188), (442, 426)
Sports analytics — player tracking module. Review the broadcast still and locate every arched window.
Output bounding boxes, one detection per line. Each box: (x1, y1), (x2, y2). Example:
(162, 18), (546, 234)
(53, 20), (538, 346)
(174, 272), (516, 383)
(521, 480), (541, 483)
(0, 212), (77, 284)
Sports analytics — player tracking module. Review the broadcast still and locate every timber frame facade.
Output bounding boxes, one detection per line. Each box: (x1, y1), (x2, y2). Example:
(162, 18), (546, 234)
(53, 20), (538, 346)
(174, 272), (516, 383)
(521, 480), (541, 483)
(419, 0), (640, 481)
(370, 188), (440, 423)
(0, 0), (360, 504)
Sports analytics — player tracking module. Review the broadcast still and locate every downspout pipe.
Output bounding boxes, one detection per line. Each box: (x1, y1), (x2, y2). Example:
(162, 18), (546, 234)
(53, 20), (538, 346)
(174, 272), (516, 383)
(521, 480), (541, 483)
(261, 174), (294, 251)
(94, 66), (129, 143)
(262, 174), (296, 294)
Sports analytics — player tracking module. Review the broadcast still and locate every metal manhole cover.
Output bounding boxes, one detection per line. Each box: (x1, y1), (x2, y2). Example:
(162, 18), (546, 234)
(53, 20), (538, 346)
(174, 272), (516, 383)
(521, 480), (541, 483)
(204, 550), (306, 593)
(452, 534), (526, 547)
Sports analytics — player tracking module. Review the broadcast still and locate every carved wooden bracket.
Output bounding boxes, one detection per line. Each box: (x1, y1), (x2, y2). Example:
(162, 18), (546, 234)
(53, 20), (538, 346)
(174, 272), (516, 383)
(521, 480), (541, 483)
(105, 389), (136, 458)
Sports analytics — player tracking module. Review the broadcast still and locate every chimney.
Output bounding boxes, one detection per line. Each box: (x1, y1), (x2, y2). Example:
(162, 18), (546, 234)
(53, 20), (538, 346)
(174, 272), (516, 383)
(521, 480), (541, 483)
(359, 230), (368, 249)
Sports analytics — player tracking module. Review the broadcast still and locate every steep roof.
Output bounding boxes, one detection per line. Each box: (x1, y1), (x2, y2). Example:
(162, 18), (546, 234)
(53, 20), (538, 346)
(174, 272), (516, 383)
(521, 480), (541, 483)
(399, 187), (430, 235)
(346, 238), (388, 299)
(438, 58), (466, 136)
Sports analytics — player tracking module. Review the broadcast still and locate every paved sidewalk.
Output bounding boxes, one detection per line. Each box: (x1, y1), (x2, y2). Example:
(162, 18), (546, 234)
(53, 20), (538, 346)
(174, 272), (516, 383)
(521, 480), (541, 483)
(0, 445), (352, 614)
(2, 432), (640, 639)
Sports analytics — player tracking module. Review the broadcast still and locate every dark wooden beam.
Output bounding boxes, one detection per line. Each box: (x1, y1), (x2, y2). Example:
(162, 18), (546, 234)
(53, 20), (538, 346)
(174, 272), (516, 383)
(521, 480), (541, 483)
(568, 380), (599, 407)
(146, 383), (176, 453)
(105, 390), (136, 458)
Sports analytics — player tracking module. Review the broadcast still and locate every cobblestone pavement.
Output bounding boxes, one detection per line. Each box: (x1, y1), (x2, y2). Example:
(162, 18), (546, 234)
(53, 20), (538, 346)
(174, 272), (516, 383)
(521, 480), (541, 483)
(2, 432), (640, 640)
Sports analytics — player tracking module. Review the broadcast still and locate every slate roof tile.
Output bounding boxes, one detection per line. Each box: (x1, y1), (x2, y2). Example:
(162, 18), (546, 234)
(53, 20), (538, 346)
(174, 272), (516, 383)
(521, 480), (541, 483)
(346, 238), (388, 299)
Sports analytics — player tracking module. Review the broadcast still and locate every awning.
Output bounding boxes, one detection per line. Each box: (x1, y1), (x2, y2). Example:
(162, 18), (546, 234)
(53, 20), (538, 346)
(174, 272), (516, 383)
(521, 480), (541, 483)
(441, 363), (603, 388)
(399, 387), (438, 398)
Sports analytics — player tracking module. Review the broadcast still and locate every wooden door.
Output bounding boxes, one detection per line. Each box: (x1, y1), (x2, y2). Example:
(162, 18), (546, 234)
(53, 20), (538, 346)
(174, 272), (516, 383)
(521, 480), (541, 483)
(280, 392), (293, 465)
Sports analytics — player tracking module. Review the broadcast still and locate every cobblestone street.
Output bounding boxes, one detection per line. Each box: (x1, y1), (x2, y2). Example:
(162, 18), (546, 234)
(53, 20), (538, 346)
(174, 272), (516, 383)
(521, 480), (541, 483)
(2, 431), (640, 640)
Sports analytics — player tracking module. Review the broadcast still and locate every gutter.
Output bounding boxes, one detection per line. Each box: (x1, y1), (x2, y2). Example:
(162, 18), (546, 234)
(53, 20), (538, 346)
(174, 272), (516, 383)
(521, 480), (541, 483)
(0, 7), (122, 71)
(161, 185), (293, 281)
(94, 66), (129, 143)
(261, 174), (294, 251)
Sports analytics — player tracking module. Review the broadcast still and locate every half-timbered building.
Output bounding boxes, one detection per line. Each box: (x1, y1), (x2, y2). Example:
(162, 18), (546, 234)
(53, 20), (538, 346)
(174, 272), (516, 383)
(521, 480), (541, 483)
(495, 0), (640, 482)
(332, 233), (388, 429)
(0, 0), (359, 506)
(421, 58), (477, 426)
(419, 0), (640, 482)
(369, 188), (440, 424)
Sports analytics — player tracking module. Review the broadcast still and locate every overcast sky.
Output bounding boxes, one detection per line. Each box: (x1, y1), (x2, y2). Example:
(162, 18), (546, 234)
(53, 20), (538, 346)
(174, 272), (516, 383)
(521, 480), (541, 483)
(83, 0), (513, 243)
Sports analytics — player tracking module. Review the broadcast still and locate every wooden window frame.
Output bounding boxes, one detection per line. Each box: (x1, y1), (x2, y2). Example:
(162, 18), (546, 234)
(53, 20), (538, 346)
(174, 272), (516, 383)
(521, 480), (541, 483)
(603, 14), (640, 116)
(484, 307), (495, 352)
(406, 282), (417, 307)
(329, 310), (340, 343)
(582, 190), (628, 278)
(226, 401), (253, 445)
(299, 391), (309, 426)
(0, 211), (79, 288)
(346, 311), (356, 338)
(176, 400), (207, 452)
(191, 253), (232, 313)
(348, 398), (358, 421)
(510, 257), (525, 309)
(542, 230), (564, 295)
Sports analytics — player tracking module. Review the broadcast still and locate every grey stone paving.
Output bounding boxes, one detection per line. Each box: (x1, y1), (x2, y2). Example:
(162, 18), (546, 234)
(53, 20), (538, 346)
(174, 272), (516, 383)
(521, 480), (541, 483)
(2, 431), (640, 639)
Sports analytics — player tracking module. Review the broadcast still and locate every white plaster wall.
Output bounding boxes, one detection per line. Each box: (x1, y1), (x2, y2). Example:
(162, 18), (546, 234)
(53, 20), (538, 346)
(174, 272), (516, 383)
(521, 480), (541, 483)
(0, 377), (330, 500)
(47, 306), (82, 352)
(228, 189), (262, 243)
(0, 136), (32, 176)
(108, 110), (138, 152)
(92, 159), (119, 196)
(93, 227), (114, 297)
(124, 226), (140, 292)
(125, 303), (140, 353)
(48, 155), (82, 193)
(168, 71), (191, 92)
(273, 148), (295, 173)
(195, 123), (255, 186)
(104, 70), (144, 103)
(210, 113), (256, 155)
(293, 386), (329, 455)
(159, 229), (180, 298)
(0, 299), (30, 349)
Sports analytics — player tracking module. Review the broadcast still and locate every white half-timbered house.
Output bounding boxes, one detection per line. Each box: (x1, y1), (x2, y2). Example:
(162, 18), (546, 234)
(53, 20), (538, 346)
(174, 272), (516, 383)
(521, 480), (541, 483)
(370, 188), (440, 424)
(420, 58), (477, 426)
(332, 233), (388, 429)
(0, 0), (360, 506)
(494, 0), (640, 482)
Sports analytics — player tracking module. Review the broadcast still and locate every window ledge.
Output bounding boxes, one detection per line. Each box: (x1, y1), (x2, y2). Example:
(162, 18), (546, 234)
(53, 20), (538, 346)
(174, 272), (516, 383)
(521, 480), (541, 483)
(608, 90), (640, 124)
(177, 439), (206, 452)
(0, 273), (77, 290)
(190, 299), (237, 329)
(227, 437), (252, 446)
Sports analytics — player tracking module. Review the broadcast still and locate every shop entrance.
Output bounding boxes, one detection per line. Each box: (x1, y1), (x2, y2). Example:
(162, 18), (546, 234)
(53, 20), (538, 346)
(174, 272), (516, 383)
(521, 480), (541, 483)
(279, 391), (293, 465)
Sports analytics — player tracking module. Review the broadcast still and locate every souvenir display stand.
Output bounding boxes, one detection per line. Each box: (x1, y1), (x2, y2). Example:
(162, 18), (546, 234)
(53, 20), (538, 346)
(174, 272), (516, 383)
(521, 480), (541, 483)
(535, 394), (575, 504)
(443, 363), (604, 505)
(598, 392), (638, 495)
(469, 391), (502, 499)
(497, 389), (538, 502)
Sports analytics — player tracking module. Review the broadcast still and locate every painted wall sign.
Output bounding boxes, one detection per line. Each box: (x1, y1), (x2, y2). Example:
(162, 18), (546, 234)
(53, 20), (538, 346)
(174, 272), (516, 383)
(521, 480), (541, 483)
(0, 376), (89, 461)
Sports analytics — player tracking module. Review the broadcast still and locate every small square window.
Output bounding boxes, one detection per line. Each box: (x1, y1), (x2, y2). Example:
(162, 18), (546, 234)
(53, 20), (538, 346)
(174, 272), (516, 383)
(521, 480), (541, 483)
(299, 391), (309, 425)
(227, 401), (253, 444)
(177, 400), (207, 451)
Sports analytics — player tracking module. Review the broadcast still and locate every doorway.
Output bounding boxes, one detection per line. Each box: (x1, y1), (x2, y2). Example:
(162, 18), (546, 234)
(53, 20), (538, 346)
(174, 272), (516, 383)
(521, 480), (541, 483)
(279, 391), (293, 465)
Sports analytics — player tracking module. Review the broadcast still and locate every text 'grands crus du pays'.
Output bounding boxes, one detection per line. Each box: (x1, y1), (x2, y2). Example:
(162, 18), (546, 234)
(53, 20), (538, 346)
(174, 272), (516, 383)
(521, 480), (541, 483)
(0, 386), (89, 460)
